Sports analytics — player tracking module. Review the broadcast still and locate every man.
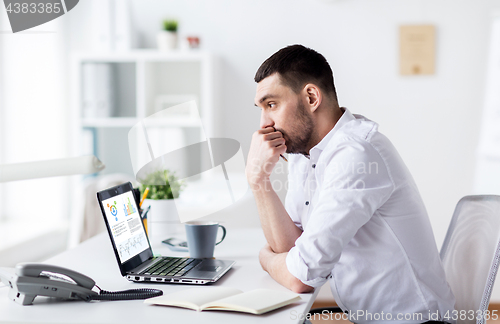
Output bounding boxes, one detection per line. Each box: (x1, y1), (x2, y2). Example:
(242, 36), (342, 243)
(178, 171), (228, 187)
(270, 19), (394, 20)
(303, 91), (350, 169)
(246, 45), (455, 323)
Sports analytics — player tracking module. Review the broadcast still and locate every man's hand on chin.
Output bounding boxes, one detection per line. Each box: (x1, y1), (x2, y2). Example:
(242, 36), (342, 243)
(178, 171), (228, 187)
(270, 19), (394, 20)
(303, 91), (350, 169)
(259, 244), (314, 294)
(245, 127), (286, 190)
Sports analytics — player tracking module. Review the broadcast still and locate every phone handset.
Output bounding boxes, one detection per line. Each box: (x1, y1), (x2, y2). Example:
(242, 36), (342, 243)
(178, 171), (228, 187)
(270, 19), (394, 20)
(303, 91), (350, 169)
(17, 263), (96, 289)
(0, 263), (162, 305)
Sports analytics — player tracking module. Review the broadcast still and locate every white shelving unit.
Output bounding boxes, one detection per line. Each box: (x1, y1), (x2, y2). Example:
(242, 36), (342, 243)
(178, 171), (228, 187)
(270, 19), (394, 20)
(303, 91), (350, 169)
(70, 50), (218, 178)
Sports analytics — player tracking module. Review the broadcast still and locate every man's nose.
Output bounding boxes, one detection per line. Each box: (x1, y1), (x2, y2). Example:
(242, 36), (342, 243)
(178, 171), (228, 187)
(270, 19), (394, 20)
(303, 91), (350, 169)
(260, 111), (274, 129)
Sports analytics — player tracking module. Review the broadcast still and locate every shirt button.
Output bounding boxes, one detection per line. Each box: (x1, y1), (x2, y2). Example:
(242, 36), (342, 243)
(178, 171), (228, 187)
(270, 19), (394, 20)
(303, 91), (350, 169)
(305, 201), (309, 206)
(312, 164), (316, 168)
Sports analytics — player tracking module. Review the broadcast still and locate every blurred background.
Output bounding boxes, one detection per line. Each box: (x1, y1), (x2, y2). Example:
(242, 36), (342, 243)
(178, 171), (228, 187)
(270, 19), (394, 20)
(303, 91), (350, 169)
(1, 0), (500, 301)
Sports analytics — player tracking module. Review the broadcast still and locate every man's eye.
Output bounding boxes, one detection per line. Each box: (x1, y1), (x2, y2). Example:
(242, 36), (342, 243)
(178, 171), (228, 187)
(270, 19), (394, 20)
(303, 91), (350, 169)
(268, 103), (276, 108)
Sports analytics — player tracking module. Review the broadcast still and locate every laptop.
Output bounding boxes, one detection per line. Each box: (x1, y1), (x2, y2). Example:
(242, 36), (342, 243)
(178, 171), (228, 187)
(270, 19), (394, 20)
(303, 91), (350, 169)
(97, 182), (235, 284)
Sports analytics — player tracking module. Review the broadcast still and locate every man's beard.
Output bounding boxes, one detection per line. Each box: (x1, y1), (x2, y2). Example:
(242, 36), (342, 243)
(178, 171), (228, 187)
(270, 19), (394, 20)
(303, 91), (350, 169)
(276, 101), (314, 155)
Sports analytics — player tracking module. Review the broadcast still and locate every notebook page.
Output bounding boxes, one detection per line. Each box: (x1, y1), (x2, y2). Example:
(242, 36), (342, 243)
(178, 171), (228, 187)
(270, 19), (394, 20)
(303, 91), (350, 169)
(201, 288), (301, 314)
(145, 287), (242, 310)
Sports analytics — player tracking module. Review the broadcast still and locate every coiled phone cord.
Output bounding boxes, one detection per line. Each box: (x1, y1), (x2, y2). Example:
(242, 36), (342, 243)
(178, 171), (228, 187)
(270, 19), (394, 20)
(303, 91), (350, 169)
(84, 285), (163, 301)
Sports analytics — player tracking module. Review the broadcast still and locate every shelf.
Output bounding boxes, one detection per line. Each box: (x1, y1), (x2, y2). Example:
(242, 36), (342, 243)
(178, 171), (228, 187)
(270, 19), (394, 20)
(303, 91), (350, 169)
(73, 50), (216, 180)
(73, 49), (211, 63)
(82, 117), (203, 128)
(144, 118), (202, 127)
(82, 117), (138, 128)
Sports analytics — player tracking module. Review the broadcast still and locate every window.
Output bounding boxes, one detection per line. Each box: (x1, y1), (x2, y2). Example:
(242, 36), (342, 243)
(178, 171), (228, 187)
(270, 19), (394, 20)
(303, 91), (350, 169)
(0, 14), (69, 265)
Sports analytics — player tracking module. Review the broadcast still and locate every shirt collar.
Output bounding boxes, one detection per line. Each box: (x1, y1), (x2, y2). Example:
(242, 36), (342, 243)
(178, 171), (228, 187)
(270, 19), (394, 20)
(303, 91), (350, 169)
(311, 107), (355, 154)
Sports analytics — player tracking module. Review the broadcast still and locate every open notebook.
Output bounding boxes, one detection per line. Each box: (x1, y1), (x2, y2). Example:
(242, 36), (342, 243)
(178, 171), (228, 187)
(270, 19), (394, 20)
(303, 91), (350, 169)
(144, 287), (301, 315)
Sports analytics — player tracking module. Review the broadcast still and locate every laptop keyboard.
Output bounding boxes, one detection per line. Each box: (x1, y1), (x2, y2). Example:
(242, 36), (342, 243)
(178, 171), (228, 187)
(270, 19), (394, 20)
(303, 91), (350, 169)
(140, 257), (202, 277)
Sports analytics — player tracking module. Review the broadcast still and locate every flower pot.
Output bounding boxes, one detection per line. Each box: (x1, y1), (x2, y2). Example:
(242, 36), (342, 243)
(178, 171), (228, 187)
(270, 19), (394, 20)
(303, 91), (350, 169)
(142, 199), (181, 246)
(157, 31), (178, 51)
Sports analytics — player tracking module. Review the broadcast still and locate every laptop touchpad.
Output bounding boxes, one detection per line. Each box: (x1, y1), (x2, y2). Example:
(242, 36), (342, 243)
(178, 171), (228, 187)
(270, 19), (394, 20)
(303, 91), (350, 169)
(198, 266), (220, 272)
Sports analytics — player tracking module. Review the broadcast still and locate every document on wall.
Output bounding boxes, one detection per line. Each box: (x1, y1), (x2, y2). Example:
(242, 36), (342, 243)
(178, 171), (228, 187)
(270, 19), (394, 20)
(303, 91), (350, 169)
(399, 25), (435, 75)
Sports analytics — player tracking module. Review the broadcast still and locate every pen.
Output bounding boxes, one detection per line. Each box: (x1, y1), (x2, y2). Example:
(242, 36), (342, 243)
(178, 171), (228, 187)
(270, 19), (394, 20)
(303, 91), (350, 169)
(141, 205), (151, 235)
(141, 205), (151, 220)
(271, 127), (288, 162)
(139, 187), (149, 208)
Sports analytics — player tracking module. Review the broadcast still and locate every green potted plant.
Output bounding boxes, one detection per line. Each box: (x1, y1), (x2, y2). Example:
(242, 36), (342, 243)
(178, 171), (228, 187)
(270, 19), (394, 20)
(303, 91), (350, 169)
(139, 169), (185, 243)
(157, 19), (178, 51)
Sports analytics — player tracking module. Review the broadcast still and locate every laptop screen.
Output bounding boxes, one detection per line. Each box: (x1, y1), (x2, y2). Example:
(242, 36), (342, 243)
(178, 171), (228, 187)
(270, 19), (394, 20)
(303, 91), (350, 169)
(101, 189), (149, 263)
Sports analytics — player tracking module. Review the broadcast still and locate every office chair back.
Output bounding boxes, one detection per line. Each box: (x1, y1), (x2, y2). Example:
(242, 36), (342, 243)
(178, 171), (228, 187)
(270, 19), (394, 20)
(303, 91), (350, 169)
(440, 195), (500, 324)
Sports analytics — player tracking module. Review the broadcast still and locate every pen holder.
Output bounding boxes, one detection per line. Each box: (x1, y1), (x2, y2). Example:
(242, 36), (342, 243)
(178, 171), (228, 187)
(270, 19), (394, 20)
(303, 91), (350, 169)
(142, 199), (181, 246)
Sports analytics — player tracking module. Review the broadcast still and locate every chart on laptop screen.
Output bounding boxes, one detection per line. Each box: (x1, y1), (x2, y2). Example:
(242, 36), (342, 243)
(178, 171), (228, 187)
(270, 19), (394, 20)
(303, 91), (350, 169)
(102, 191), (149, 263)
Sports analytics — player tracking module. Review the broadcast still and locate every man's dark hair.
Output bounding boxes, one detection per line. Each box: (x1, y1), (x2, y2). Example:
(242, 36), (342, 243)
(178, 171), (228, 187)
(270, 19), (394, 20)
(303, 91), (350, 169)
(254, 44), (338, 102)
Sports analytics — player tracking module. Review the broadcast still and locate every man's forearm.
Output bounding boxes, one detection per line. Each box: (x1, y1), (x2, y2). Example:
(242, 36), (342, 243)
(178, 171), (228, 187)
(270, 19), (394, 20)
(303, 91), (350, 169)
(245, 127), (301, 253)
(252, 179), (302, 253)
(259, 244), (314, 294)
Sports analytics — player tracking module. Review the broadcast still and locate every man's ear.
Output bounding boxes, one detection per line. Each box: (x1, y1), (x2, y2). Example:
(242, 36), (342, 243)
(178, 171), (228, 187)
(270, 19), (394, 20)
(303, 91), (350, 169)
(303, 84), (322, 112)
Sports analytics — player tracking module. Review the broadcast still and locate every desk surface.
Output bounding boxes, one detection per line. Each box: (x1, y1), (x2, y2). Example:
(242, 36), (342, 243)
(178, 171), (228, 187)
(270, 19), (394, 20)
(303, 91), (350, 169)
(0, 228), (318, 324)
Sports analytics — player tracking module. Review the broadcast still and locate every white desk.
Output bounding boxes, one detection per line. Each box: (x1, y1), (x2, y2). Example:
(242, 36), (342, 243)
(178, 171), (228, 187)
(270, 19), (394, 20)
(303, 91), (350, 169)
(0, 228), (318, 323)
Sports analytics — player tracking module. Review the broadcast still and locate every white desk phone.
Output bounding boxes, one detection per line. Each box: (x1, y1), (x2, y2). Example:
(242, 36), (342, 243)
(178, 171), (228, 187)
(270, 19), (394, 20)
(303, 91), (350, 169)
(0, 263), (162, 305)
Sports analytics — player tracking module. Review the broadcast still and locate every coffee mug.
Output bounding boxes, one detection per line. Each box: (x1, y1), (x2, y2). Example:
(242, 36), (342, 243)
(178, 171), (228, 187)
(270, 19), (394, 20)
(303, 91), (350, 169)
(184, 221), (226, 258)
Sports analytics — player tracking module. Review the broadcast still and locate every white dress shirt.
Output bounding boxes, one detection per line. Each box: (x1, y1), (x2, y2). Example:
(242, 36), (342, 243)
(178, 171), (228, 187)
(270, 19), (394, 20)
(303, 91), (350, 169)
(285, 108), (455, 323)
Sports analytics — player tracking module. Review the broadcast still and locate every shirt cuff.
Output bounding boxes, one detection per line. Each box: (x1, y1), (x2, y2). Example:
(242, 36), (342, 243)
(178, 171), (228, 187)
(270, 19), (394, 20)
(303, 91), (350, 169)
(286, 246), (329, 288)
